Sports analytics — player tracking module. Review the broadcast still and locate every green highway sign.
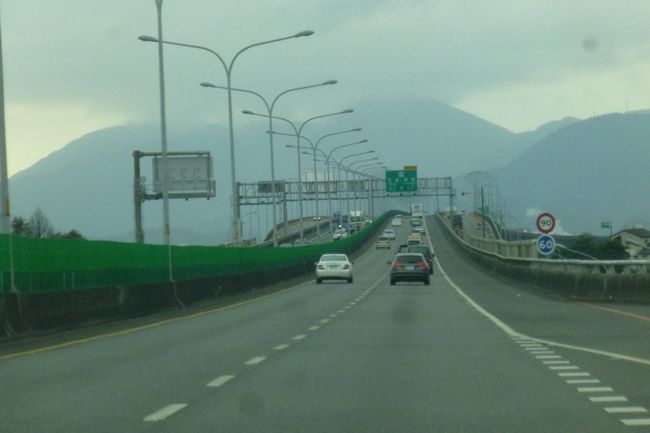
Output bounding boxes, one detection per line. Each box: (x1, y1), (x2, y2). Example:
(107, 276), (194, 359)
(601, 221), (611, 229)
(385, 169), (418, 192)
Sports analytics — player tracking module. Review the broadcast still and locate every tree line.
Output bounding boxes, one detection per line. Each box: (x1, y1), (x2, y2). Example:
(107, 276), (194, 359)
(11, 208), (84, 240)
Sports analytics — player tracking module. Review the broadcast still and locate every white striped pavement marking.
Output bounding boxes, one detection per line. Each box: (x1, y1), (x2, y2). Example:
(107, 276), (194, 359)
(559, 372), (590, 377)
(577, 387), (614, 393)
(308, 326), (320, 331)
(338, 309), (345, 313)
(245, 356), (266, 365)
(621, 419), (650, 426)
(273, 344), (289, 351)
(143, 404), (188, 422)
(207, 375), (235, 388)
(329, 314), (337, 318)
(567, 379), (600, 384)
(525, 347), (547, 350)
(320, 319), (330, 324)
(536, 355), (562, 359)
(549, 366), (580, 370)
(531, 351), (555, 355)
(292, 334), (307, 340)
(521, 344), (544, 347)
(590, 396), (628, 402)
(605, 407), (647, 414)
(543, 360), (570, 364)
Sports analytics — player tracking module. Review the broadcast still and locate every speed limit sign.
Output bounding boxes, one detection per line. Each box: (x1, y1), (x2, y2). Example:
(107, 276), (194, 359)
(537, 235), (556, 255)
(536, 212), (556, 234)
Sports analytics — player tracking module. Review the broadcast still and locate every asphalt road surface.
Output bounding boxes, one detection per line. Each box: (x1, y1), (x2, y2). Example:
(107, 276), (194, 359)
(1, 216), (648, 432)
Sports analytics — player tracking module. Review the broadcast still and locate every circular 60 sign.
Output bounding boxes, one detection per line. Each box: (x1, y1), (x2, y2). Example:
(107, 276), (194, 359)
(537, 235), (556, 255)
(536, 212), (556, 234)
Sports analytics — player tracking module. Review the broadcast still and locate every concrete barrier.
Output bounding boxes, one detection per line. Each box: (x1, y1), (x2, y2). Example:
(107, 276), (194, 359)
(436, 214), (650, 303)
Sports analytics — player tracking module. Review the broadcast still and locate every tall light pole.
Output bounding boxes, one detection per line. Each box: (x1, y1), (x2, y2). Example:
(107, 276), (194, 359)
(348, 158), (379, 219)
(138, 29), (314, 244)
(242, 109), (354, 239)
(201, 80), (336, 246)
(339, 151), (375, 218)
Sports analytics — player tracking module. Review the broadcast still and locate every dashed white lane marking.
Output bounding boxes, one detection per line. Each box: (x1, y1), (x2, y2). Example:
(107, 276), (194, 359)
(207, 375), (235, 388)
(590, 396), (628, 402)
(567, 379), (601, 384)
(559, 372), (591, 377)
(536, 355), (562, 359)
(524, 346), (546, 350)
(549, 365), (580, 370)
(621, 418), (650, 426)
(320, 319), (330, 324)
(521, 344), (544, 347)
(244, 356), (266, 365)
(531, 351), (555, 355)
(349, 302), (356, 306)
(308, 326), (320, 331)
(292, 334), (307, 340)
(274, 344), (289, 351)
(329, 314), (337, 318)
(338, 309), (345, 313)
(605, 407), (648, 414)
(577, 387), (615, 393)
(143, 404), (188, 422)
(543, 360), (570, 364)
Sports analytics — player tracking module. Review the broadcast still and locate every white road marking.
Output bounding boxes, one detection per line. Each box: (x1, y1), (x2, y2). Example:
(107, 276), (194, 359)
(349, 302), (356, 306)
(329, 314), (337, 318)
(338, 309), (345, 313)
(559, 372), (591, 377)
(435, 255), (650, 366)
(543, 360), (570, 364)
(245, 356), (266, 365)
(308, 326), (320, 331)
(143, 404), (188, 422)
(292, 334), (307, 340)
(577, 387), (614, 393)
(525, 346), (546, 350)
(320, 319), (330, 324)
(521, 344), (544, 347)
(207, 375), (235, 388)
(536, 355), (562, 359)
(605, 407), (648, 414)
(567, 379), (601, 384)
(590, 396), (628, 402)
(621, 418), (650, 426)
(549, 366), (580, 370)
(531, 351), (555, 355)
(273, 344), (289, 351)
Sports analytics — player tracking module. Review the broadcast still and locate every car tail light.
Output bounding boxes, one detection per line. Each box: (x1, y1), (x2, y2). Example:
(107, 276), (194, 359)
(317, 265), (324, 270)
(342, 264), (350, 269)
(416, 261), (428, 270)
(392, 262), (402, 270)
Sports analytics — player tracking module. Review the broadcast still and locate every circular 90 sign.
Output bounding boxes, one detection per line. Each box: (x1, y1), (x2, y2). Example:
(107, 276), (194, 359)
(537, 235), (556, 255)
(536, 212), (556, 234)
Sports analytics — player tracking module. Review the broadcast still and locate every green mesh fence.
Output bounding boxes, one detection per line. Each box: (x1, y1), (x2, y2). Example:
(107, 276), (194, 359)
(0, 212), (394, 295)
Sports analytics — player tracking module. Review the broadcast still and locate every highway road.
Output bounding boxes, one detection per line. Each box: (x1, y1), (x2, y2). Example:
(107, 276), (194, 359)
(1, 215), (649, 432)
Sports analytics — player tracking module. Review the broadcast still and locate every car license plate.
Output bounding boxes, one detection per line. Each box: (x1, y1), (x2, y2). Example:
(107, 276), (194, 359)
(406, 265), (414, 270)
(328, 265), (338, 269)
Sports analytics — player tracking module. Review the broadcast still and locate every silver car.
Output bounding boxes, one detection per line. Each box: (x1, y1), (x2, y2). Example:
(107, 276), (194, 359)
(315, 253), (353, 284)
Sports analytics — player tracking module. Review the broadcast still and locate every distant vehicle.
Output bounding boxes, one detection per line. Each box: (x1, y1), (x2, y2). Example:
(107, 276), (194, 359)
(452, 214), (463, 229)
(410, 203), (424, 218)
(375, 236), (391, 249)
(382, 228), (396, 240)
(389, 253), (430, 285)
(406, 245), (434, 274)
(398, 243), (409, 253)
(332, 229), (348, 241)
(391, 218), (403, 227)
(349, 210), (366, 231)
(407, 234), (422, 246)
(315, 253), (353, 284)
(413, 226), (425, 234)
(410, 218), (422, 227)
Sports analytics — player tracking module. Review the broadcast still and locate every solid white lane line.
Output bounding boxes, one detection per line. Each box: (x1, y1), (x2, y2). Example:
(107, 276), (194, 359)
(143, 404), (188, 422)
(605, 407), (648, 414)
(308, 326), (320, 331)
(543, 360), (570, 364)
(207, 375), (235, 388)
(567, 379), (600, 384)
(274, 344), (289, 351)
(621, 418), (650, 426)
(292, 334), (307, 340)
(320, 319), (330, 324)
(549, 366), (580, 370)
(559, 372), (591, 377)
(245, 356), (266, 365)
(590, 396), (628, 402)
(577, 387), (614, 393)
(536, 355), (562, 359)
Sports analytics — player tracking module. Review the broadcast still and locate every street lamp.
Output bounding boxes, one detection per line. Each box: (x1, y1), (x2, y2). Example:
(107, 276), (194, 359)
(338, 151), (375, 217)
(138, 28), (314, 244)
(348, 158), (379, 217)
(201, 79), (337, 246)
(242, 109), (354, 239)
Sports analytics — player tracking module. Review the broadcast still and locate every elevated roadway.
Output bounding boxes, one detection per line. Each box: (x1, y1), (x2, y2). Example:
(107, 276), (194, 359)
(0, 216), (648, 432)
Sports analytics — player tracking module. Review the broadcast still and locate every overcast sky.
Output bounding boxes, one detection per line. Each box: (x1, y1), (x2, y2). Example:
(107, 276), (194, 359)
(2, 0), (650, 174)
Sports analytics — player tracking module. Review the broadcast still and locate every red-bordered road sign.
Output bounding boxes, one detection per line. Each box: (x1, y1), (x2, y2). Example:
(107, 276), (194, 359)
(536, 212), (556, 234)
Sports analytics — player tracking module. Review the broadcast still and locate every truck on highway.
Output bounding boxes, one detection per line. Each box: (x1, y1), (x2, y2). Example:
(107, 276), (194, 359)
(410, 203), (424, 218)
(349, 210), (365, 232)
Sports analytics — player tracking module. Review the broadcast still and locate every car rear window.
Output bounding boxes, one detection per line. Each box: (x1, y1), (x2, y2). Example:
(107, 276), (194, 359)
(396, 254), (424, 264)
(322, 254), (346, 262)
(408, 246), (430, 256)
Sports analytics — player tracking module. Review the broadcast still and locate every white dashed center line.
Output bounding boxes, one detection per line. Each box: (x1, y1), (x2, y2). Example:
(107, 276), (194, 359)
(590, 396), (628, 402)
(273, 344), (289, 351)
(559, 372), (590, 377)
(567, 379), (601, 384)
(308, 326), (320, 331)
(292, 334), (307, 340)
(543, 360), (570, 364)
(143, 404), (188, 422)
(577, 387), (614, 393)
(207, 375), (235, 388)
(549, 365), (580, 370)
(605, 407), (648, 414)
(621, 418), (650, 426)
(245, 356), (266, 365)
(531, 351), (555, 355)
(536, 355), (562, 359)
(320, 319), (330, 324)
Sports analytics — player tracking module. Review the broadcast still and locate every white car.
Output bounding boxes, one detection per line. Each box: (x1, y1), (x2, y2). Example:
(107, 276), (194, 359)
(391, 218), (403, 227)
(332, 229), (348, 241)
(383, 228), (396, 240)
(315, 254), (353, 283)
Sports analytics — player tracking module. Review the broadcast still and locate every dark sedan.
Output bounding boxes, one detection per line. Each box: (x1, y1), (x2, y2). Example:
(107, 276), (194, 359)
(389, 253), (430, 285)
(406, 245), (434, 274)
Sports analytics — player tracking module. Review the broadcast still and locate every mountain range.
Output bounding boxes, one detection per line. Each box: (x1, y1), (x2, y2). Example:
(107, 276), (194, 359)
(8, 97), (648, 243)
